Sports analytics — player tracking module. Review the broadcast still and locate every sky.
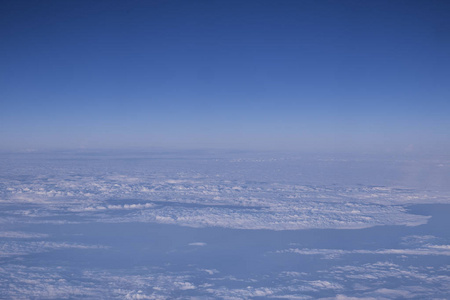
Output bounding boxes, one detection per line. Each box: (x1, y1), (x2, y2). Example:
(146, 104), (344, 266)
(1, 0), (449, 153)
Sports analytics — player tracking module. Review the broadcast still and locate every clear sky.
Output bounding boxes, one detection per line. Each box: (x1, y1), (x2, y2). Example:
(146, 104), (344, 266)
(1, 0), (449, 153)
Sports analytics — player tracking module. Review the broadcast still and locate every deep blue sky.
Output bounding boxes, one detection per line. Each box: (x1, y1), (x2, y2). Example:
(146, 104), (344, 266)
(1, 0), (449, 152)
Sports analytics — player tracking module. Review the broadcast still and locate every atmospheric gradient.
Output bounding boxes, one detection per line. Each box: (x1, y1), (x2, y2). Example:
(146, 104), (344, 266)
(1, 0), (450, 299)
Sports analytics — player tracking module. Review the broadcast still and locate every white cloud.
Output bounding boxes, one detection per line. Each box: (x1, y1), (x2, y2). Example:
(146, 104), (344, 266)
(188, 242), (206, 247)
(174, 281), (196, 290)
(0, 241), (107, 258)
(1, 160), (447, 230)
(200, 269), (218, 275)
(277, 240), (450, 258)
(0, 231), (49, 239)
(308, 280), (344, 290)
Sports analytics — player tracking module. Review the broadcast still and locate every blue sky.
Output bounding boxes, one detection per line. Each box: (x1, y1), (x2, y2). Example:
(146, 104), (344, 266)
(1, 0), (449, 152)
